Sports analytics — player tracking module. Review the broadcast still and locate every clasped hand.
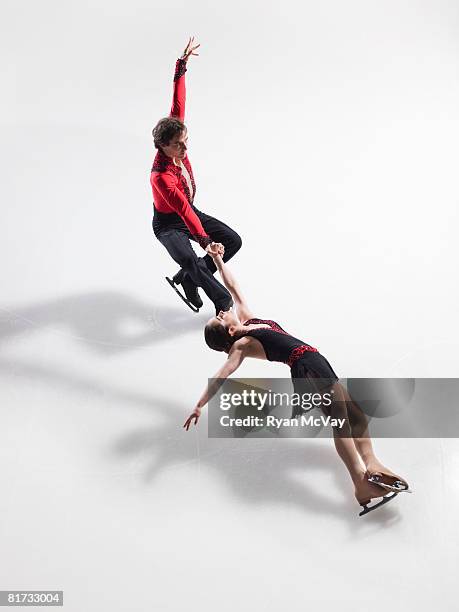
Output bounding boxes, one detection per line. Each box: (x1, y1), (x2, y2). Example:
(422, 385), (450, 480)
(205, 242), (224, 258)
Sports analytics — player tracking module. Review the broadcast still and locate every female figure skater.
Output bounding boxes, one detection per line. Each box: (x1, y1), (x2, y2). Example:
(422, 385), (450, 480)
(183, 244), (411, 516)
(151, 37), (241, 314)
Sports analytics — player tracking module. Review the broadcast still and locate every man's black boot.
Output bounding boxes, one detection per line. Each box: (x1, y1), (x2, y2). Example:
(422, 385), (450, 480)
(180, 276), (203, 309)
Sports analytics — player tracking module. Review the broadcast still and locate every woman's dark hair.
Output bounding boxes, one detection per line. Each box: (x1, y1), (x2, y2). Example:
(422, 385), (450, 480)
(204, 320), (236, 353)
(152, 117), (186, 149)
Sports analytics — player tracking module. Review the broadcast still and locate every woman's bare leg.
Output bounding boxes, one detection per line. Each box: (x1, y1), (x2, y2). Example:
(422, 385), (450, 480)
(336, 384), (377, 464)
(338, 384), (409, 486)
(329, 383), (389, 503)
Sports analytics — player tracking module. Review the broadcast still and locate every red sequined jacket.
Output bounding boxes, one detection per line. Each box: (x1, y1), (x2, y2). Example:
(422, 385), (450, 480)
(150, 58), (211, 248)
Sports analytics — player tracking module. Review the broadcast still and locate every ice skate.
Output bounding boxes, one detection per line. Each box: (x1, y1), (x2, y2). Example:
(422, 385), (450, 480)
(366, 467), (412, 494)
(358, 492), (398, 517)
(355, 476), (399, 517)
(165, 275), (202, 313)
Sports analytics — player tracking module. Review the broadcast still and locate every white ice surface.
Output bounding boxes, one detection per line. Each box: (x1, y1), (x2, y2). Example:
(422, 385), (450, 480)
(1, 1), (459, 610)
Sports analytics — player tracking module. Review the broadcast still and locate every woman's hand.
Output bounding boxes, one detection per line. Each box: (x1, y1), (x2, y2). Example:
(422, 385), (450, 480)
(183, 406), (201, 431)
(205, 242), (224, 258)
(181, 36), (201, 62)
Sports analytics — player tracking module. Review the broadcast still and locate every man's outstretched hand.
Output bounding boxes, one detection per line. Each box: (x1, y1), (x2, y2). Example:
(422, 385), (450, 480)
(181, 36), (200, 62)
(183, 406), (201, 431)
(205, 242), (224, 258)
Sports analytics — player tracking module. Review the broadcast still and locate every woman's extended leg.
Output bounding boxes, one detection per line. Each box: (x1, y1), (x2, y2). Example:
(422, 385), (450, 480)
(338, 384), (410, 490)
(329, 382), (393, 504)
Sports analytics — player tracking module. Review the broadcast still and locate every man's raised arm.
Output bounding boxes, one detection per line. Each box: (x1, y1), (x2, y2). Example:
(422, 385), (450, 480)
(170, 37), (200, 120)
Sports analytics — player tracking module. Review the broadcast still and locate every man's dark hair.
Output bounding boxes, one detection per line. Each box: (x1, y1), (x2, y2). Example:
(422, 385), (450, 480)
(152, 117), (186, 149)
(204, 320), (236, 353)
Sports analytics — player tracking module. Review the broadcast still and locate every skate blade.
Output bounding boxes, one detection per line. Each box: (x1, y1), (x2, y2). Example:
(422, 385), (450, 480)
(165, 277), (199, 313)
(359, 492), (398, 517)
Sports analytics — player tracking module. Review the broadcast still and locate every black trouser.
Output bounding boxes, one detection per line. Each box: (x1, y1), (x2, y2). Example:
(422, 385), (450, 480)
(154, 207), (242, 312)
(194, 209), (242, 274)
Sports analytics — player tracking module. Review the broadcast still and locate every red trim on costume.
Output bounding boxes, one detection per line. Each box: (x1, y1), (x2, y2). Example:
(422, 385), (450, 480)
(287, 345), (319, 368)
(244, 318), (319, 365)
(244, 318), (290, 335)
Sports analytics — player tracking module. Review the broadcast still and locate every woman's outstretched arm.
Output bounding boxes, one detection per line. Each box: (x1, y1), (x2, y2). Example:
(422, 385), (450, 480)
(207, 245), (254, 322)
(183, 340), (248, 430)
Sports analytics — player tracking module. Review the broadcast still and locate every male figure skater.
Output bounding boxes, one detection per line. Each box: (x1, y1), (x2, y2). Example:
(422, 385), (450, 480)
(183, 244), (411, 516)
(151, 38), (242, 313)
